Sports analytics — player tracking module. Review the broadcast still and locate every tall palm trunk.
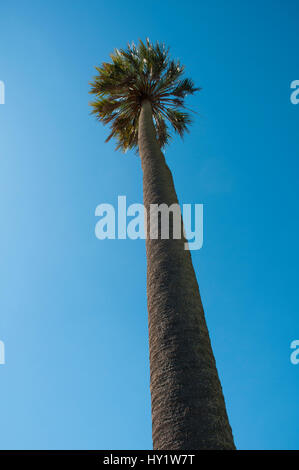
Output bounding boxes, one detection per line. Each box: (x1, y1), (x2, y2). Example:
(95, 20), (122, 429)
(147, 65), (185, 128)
(138, 100), (235, 450)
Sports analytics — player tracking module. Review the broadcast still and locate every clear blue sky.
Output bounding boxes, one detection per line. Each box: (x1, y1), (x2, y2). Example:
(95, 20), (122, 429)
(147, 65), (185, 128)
(0, 0), (299, 450)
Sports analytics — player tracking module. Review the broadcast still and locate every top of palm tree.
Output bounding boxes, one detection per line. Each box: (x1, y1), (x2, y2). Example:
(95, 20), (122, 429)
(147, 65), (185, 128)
(89, 39), (200, 152)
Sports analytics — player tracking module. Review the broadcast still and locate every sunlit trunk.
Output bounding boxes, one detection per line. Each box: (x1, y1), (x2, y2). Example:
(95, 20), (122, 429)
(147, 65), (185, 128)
(138, 99), (235, 450)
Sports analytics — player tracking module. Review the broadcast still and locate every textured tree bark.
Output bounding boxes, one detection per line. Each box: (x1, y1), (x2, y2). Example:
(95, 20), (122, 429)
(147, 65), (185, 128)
(138, 100), (235, 450)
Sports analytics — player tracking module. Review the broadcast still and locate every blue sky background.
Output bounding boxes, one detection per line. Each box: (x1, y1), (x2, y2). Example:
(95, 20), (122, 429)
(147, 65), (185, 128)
(0, 0), (299, 450)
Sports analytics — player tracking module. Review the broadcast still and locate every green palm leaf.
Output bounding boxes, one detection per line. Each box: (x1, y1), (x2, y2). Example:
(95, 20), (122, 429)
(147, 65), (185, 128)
(89, 39), (200, 152)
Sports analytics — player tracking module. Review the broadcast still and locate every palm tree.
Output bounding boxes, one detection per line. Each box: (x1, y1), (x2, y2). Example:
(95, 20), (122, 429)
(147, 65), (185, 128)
(90, 39), (235, 450)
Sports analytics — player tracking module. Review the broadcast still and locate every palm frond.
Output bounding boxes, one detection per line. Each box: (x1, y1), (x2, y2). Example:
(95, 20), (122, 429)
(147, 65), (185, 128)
(89, 39), (200, 152)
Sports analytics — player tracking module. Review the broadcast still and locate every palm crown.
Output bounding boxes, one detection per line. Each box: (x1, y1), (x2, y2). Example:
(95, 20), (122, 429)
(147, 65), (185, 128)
(89, 39), (199, 152)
